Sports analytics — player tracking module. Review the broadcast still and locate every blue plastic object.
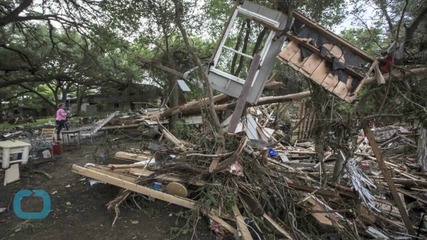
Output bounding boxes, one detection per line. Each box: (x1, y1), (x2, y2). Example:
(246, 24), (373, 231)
(268, 148), (277, 157)
(152, 182), (162, 191)
(99, 154), (106, 162)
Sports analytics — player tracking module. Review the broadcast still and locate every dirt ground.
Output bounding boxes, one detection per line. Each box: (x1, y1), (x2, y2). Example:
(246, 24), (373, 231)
(0, 134), (214, 240)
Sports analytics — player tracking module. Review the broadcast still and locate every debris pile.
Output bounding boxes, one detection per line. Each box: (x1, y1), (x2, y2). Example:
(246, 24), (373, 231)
(71, 108), (427, 239)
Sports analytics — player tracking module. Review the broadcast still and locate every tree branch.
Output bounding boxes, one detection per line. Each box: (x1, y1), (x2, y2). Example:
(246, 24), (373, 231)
(404, 6), (427, 45)
(0, 0), (33, 26)
(18, 84), (56, 109)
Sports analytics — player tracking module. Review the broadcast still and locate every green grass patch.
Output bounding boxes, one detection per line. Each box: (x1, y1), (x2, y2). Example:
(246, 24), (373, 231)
(0, 117), (55, 131)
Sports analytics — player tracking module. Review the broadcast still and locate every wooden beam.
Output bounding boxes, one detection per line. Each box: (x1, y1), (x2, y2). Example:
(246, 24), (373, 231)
(228, 54), (261, 133)
(232, 205), (253, 240)
(207, 212), (238, 235)
(364, 67), (427, 85)
(71, 164), (196, 209)
(263, 213), (294, 240)
(292, 11), (375, 62)
(72, 164), (236, 235)
(101, 124), (140, 130)
(114, 151), (152, 162)
(362, 126), (416, 235)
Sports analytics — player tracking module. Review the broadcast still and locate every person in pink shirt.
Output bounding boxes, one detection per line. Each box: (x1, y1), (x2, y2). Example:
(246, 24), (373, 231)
(55, 103), (68, 140)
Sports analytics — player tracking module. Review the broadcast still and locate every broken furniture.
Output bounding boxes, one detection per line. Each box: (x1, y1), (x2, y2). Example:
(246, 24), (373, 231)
(3, 163), (20, 186)
(27, 130), (54, 156)
(40, 128), (55, 141)
(0, 140), (31, 169)
(61, 129), (81, 150)
(208, 1), (289, 104)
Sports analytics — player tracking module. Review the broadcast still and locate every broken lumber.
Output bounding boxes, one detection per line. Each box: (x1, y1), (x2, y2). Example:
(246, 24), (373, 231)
(363, 126), (416, 235)
(72, 164), (196, 209)
(232, 205), (253, 240)
(114, 151), (152, 162)
(161, 128), (188, 151)
(263, 213), (294, 240)
(364, 67), (427, 85)
(72, 164), (236, 235)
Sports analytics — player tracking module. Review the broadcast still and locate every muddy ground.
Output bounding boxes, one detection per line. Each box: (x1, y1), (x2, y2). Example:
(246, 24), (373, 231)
(0, 134), (214, 240)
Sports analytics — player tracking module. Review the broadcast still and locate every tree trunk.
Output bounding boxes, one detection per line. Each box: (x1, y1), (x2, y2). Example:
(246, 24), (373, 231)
(75, 85), (87, 115)
(0, 98), (3, 123)
(155, 91), (311, 120)
(172, 0), (224, 146)
(417, 126), (427, 172)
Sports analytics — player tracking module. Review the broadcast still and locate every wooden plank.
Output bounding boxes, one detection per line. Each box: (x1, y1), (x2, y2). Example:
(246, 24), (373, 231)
(310, 60), (330, 85)
(92, 165), (139, 183)
(73, 165), (234, 235)
(101, 124), (140, 130)
(321, 73), (339, 92)
(71, 164), (197, 209)
(128, 169), (206, 186)
(232, 205), (253, 240)
(263, 213), (294, 240)
(362, 126), (416, 235)
(332, 81), (349, 99)
(114, 151), (152, 162)
(162, 128), (187, 151)
(207, 212), (237, 235)
(301, 53), (323, 76)
(289, 49), (306, 68)
(397, 189), (427, 205)
(278, 41), (300, 61)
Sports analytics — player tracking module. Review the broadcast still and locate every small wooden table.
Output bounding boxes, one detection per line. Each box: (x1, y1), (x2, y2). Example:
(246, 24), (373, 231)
(62, 129), (81, 150)
(0, 140), (31, 169)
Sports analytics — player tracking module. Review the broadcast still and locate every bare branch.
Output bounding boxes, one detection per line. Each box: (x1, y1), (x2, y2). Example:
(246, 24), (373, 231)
(0, 0), (33, 26)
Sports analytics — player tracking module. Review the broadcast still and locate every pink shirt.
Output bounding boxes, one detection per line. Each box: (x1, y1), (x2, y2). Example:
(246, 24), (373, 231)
(56, 108), (67, 121)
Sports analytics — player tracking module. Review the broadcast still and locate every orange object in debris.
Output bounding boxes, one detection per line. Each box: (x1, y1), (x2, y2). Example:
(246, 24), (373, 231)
(52, 142), (61, 155)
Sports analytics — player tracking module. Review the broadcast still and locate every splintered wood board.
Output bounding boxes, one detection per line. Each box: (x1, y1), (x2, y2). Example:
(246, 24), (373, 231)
(278, 41), (300, 61)
(114, 151), (152, 162)
(72, 164), (196, 209)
